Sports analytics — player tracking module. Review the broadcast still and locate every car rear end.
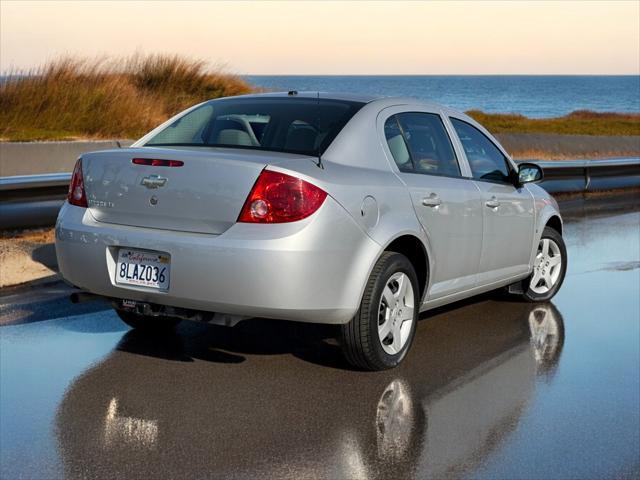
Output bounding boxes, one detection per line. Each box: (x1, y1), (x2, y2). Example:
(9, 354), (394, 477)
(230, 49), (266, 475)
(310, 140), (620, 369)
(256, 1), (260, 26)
(55, 95), (381, 324)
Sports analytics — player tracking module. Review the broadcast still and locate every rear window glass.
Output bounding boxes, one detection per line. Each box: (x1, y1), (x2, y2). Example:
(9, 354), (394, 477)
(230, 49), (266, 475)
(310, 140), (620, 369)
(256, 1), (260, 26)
(385, 113), (460, 177)
(144, 97), (364, 156)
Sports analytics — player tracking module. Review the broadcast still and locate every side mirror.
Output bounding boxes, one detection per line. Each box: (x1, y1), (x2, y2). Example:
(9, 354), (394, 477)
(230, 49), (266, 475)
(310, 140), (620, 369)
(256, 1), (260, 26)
(517, 163), (543, 185)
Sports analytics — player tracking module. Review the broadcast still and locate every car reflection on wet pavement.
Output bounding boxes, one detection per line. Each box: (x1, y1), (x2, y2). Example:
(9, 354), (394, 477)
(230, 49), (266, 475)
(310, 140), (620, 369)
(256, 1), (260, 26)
(1, 207), (639, 480)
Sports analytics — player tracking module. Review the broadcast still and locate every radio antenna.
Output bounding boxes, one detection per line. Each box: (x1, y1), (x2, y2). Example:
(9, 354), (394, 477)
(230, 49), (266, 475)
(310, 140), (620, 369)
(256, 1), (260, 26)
(316, 91), (324, 169)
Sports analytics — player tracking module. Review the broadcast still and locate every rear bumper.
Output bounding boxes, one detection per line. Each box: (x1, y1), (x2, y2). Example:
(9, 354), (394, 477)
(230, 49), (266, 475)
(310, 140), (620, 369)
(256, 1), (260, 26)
(55, 199), (381, 324)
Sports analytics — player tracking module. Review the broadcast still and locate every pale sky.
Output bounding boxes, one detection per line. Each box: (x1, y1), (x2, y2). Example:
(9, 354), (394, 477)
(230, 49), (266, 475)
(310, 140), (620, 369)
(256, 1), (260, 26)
(1, 0), (638, 75)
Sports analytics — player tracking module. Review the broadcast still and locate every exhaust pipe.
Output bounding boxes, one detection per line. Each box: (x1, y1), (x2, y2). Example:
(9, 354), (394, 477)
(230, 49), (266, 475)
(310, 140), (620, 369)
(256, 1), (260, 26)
(69, 291), (102, 304)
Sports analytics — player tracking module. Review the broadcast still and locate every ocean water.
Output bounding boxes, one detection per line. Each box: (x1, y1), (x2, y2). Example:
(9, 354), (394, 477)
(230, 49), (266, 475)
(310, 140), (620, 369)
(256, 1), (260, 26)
(246, 75), (640, 118)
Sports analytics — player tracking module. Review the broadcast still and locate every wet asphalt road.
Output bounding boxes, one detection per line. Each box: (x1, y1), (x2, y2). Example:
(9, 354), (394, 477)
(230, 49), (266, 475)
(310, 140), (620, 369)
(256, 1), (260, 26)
(1, 202), (639, 479)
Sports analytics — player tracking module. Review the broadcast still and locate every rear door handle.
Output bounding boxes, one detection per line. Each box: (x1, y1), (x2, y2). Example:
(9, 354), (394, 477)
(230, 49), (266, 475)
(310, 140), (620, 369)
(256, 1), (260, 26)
(485, 196), (500, 209)
(422, 194), (442, 207)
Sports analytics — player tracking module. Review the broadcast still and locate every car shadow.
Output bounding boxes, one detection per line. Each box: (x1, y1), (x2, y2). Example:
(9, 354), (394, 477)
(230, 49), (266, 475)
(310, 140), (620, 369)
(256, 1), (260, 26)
(1, 283), (113, 327)
(31, 243), (58, 271)
(116, 317), (348, 369)
(115, 292), (505, 371)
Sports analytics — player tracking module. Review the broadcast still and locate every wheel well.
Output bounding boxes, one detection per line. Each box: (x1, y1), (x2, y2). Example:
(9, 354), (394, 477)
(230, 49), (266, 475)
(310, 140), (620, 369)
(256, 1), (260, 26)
(385, 235), (428, 299)
(546, 215), (562, 235)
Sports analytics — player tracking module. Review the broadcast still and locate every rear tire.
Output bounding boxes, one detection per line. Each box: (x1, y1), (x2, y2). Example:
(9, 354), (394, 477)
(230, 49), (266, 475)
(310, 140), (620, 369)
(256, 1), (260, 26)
(340, 252), (419, 371)
(115, 309), (181, 331)
(521, 226), (567, 302)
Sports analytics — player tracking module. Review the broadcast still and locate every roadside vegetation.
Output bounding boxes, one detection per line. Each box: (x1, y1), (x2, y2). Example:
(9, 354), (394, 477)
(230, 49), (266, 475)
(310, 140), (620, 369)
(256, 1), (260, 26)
(467, 110), (640, 136)
(0, 55), (254, 141)
(0, 56), (638, 142)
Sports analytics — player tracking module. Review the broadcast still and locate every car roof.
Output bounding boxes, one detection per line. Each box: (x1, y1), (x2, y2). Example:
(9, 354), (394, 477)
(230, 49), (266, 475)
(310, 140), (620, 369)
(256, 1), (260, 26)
(227, 91), (452, 111)
(228, 91), (379, 103)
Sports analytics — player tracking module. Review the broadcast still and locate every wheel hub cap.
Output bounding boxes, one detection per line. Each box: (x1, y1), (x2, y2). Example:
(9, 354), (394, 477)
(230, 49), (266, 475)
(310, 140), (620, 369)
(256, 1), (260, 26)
(530, 238), (562, 294)
(378, 272), (415, 355)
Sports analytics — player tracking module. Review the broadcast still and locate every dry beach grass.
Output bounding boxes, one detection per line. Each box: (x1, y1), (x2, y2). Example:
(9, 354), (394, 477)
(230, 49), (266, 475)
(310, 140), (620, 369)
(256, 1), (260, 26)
(0, 54), (253, 141)
(468, 110), (640, 137)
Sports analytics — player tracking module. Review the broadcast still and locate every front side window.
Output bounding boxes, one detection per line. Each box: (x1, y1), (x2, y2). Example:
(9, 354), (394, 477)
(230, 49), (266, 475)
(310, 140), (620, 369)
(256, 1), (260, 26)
(450, 118), (512, 183)
(144, 97), (363, 156)
(384, 113), (460, 177)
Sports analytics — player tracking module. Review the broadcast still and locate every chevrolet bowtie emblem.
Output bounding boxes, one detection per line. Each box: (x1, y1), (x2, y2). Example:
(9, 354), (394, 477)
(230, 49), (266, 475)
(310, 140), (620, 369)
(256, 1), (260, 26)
(141, 175), (168, 189)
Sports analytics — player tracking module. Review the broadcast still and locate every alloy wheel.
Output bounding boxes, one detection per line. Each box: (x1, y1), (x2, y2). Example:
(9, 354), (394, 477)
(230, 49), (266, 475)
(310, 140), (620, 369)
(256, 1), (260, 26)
(530, 238), (563, 294)
(378, 272), (415, 355)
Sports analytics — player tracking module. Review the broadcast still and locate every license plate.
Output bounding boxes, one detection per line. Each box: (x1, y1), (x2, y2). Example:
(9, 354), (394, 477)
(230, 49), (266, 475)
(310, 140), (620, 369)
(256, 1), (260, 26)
(116, 249), (170, 290)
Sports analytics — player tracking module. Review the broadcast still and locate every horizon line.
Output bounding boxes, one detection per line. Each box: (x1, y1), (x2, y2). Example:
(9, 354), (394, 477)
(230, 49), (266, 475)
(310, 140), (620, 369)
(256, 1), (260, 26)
(241, 73), (640, 77)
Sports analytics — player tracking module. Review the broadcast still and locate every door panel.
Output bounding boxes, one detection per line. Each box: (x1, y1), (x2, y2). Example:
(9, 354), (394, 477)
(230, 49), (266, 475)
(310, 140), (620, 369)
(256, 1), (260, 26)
(400, 174), (483, 299)
(475, 182), (535, 284)
(382, 111), (484, 301)
(447, 116), (535, 285)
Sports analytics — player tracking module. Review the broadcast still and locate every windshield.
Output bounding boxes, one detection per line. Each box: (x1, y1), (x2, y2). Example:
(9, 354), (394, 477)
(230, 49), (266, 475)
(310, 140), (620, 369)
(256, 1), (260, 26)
(144, 96), (364, 156)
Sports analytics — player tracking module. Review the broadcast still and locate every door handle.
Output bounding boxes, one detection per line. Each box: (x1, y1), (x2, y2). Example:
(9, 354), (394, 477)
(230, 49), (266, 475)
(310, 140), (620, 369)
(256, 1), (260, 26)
(485, 196), (500, 209)
(422, 194), (442, 207)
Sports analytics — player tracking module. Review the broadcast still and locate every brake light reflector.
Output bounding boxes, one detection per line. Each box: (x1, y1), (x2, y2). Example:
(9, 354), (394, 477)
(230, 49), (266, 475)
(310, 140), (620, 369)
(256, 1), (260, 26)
(68, 158), (88, 208)
(238, 170), (327, 223)
(132, 158), (184, 167)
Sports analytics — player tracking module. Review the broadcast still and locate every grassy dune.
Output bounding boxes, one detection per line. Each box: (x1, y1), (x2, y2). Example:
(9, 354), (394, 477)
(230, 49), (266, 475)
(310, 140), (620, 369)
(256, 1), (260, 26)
(0, 55), (254, 141)
(467, 110), (640, 136)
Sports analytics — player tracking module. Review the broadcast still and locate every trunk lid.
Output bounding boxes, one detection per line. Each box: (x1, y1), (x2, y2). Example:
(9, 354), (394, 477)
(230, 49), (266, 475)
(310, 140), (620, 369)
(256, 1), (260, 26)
(82, 146), (312, 234)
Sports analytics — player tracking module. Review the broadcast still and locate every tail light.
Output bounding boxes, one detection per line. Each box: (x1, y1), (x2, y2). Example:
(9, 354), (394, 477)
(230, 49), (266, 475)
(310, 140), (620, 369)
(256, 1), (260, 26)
(132, 158), (184, 167)
(68, 158), (88, 207)
(238, 170), (327, 223)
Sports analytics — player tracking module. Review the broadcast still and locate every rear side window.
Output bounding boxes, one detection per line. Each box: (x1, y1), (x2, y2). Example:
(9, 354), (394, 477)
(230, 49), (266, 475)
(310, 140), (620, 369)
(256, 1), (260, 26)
(384, 113), (460, 177)
(144, 97), (363, 156)
(384, 116), (413, 173)
(450, 118), (512, 183)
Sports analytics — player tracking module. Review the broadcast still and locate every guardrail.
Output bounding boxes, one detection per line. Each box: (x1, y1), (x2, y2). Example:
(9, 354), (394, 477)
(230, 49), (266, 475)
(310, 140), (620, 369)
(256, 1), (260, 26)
(0, 173), (71, 229)
(0, 158), (638, 230)
(529, 158), (640, 193)
(0, 172), (71, 191)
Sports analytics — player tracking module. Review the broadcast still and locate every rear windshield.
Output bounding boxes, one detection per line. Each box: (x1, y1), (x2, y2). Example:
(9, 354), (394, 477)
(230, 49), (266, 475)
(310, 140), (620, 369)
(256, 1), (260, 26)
(144, 97), (364, 156)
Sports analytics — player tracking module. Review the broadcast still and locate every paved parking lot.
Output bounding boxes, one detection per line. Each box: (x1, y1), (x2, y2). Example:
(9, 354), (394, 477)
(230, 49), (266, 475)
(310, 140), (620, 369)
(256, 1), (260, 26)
(1, 206), (638, 479)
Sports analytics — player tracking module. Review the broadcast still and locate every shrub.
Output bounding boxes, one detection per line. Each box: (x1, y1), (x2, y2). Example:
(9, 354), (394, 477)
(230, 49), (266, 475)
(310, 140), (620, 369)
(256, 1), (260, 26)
(0, 54), (254, 141)
(466, 109), (640, 136)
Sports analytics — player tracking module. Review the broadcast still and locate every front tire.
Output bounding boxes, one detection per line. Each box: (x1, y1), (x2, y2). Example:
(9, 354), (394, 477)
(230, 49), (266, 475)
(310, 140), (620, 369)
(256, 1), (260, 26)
(340, 252), (419, 371)
(115, 309), (181, 331)
(521, 226), (567, 302)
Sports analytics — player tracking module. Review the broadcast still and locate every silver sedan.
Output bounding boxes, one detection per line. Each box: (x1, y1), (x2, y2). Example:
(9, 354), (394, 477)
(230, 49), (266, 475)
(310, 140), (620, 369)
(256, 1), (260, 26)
(55, 92), (567, 370)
